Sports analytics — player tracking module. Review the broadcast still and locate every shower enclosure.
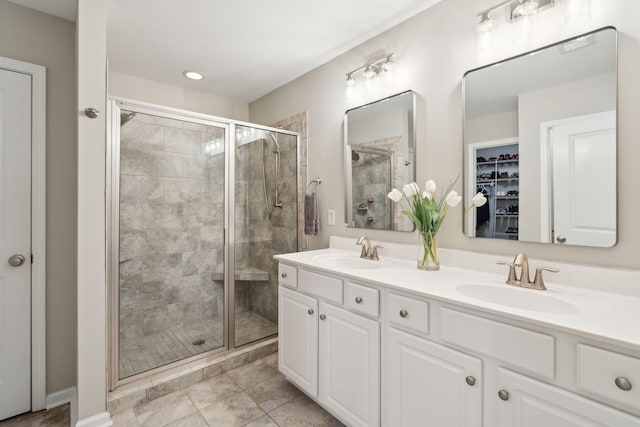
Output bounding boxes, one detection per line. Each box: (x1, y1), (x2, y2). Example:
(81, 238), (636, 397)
(107, 100), (299, 387)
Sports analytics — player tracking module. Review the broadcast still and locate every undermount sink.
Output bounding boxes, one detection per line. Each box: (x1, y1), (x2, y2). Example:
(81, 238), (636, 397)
(312, 253), (391, 270)
(456, 283), (580, 314)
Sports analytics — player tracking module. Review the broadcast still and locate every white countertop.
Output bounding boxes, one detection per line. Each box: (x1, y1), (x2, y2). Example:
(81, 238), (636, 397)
(275, 236), (640, 352)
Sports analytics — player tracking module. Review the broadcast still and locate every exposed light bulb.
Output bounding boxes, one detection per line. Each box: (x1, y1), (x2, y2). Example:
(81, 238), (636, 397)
(563, 0), (591, 24)
(513, 0), (539, 18)
(345, 74), (355, 87)
(477, 15), (496, 32)
(363, 66), (376, 79)
(381, 58), (396, 72)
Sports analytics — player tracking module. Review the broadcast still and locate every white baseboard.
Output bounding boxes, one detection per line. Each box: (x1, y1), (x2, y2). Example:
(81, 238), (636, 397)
(75, 411), (113, 427)
(46, 387), (78, 426)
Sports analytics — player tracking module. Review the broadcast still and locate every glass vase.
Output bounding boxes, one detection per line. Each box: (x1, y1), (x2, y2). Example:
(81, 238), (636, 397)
(417, 230), (439, 271)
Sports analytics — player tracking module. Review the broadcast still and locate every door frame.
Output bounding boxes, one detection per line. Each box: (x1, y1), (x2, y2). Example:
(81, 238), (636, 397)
(465, 137), (518, 237)
(0, 56), (47, 410)
(539, 111), (616, 243)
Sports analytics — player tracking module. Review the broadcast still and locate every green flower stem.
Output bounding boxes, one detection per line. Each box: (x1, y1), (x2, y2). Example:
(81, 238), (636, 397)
(419, 230), (439, 268)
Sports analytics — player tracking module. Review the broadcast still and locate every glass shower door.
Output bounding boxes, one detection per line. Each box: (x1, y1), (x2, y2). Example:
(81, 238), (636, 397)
(117, 109), (227, 379)
(233, 125), (298, 347)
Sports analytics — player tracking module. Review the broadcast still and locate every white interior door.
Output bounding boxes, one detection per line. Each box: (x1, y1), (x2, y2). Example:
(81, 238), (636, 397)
(551, 112), (616, 247)
(0, 68), (32, 420)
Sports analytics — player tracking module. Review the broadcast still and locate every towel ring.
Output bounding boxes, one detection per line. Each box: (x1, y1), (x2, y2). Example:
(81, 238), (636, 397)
(307, 177), (322, 191)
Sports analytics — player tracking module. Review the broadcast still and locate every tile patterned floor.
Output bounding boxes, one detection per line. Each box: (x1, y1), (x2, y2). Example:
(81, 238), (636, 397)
(112, 352), (344, 427)
(120, 310), (277, 378)
(0, 404), (70, 427)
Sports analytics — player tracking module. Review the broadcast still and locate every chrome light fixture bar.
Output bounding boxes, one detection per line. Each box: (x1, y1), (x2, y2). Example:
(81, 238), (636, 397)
(477, 0), (555, 31)
(345, 53), (395, 85)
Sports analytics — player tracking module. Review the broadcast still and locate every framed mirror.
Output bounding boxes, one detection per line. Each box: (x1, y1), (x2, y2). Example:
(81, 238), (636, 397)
(463, 27), (617, 247)
(344, 90), (416, 231)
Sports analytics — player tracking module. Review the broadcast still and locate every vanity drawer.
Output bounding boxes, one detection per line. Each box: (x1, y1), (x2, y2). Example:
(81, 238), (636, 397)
(440, 308), (555, 378)
(387, 292), (429, 334)
(278, 263), (297, 288)
(577, 344), (640, 409)
(345, 281), (379, 317)
(298, 268), (343, 304)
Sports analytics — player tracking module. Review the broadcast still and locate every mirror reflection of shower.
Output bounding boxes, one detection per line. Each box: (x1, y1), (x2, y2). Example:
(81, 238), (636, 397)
(120, 111), (137, 126)
(236, 128), (283, 218)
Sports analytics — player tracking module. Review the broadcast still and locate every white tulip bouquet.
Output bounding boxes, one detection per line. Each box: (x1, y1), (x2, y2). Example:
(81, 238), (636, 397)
(388, 179), (487, 270)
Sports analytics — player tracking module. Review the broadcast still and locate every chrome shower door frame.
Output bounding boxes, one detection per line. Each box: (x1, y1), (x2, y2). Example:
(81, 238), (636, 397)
(106, 98), (300, 391)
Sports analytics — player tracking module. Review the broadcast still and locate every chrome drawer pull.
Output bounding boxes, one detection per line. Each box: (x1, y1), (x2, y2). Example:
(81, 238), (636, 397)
(281, 272), (287, 278)
(320, 314), (326, 320)
(355, 296), (363, 304)
(498, 390), (509, 401)
(308, 309), (314, 315)
(466, 376), (476, 386)
(399, 309), (408, 318)
(615, 377), (632, 391)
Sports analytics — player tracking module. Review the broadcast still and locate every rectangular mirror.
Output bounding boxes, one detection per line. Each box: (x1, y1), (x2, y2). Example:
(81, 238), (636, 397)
(345, 90), (416, 231)
(463, 27), (617, 247)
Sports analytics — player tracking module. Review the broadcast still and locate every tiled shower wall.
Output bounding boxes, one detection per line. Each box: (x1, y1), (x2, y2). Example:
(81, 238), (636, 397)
(351, 136), (403, 230)
(119, 112), (225, 344)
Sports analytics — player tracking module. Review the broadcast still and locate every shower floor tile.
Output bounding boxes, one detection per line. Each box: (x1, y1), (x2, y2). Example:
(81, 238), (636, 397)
(119, 310), (277, 379)
(112, 352), (344, 427)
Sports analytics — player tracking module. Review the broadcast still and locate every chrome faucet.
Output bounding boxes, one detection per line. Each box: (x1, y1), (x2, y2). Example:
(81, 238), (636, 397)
(356, 236), (383, 260)
(496, 253), (558, 290)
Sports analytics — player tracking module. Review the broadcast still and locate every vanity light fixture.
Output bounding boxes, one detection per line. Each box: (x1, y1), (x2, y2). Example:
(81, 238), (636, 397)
(476, 0), (555, 32)
(345, 53), (395, 85)
(182, 70), (205, 80)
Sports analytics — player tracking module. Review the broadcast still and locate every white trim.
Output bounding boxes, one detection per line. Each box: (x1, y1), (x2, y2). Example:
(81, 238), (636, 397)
(46, 387), (78, 426)
(0, 56), (47, 412)
(465, 137), (518, 237)
(538, 111), (615, 243)
(75, 412), (113, 427)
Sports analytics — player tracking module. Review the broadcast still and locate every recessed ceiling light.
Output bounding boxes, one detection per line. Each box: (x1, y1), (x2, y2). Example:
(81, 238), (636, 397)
(183, 70), (205, 81)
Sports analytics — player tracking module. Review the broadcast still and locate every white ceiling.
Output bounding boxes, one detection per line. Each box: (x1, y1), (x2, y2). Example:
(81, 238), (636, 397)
(106, 0), (443, 102)
(7, 0), (77, 21)
(11, 0), (442, 103)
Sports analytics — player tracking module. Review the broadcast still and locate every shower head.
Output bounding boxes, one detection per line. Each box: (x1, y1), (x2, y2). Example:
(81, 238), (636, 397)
(120, 111), (137, 126)
(352, 150), (360, 161)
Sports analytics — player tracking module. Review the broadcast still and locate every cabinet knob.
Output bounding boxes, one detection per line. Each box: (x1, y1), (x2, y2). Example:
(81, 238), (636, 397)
(465, 376), (476, 386)
(498, 390), (510, 401)
(615, 377), (632, 391)
(320, 314), (326, 320)
(355, 296), (363, 304)
(308, 309), (314, 315)
(281, 272), (287, 278)
(556, 235), (567, 243)
(399, 309), (408, 318)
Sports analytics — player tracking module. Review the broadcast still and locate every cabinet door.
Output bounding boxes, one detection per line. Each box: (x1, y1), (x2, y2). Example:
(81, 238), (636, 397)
(387, 327), (482, 427)
(319, 302), (380, 427)
(278, 286), (318, 397)
(496, 368), (640, 427)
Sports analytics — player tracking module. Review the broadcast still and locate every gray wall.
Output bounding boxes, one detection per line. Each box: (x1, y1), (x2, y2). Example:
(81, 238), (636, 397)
(0, 0), (76, 394)
(249, 0), (640, 270)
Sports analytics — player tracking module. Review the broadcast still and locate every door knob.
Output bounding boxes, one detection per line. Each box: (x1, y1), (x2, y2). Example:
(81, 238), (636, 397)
(8, 254), (26, 267)
(556, 235), (567, 243)
(84, 107), (100, 118)
(498, 389), (510, 401)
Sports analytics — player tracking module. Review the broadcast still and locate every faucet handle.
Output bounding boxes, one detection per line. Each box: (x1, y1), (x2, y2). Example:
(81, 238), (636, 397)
(532, 267), (559, 290)
(371, 245), (383, 260)
(496, 261), (518, 285)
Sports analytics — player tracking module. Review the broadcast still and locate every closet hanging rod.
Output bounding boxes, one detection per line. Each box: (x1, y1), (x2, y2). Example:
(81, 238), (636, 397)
(307, 177), (322, 191)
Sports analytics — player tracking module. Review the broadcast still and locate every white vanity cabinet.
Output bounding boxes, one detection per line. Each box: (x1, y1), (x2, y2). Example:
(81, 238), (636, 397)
(387, 327), (482, 427)
(278, 265), (381, 427)
(495, 368), (640, 427)
(276, 255), (640, 427)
